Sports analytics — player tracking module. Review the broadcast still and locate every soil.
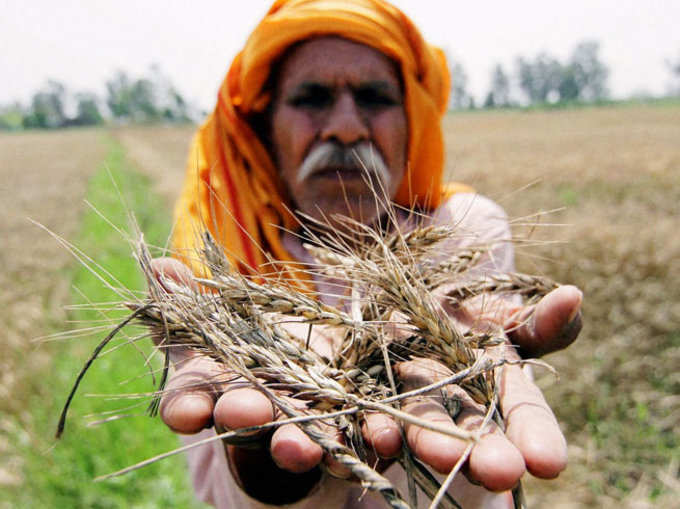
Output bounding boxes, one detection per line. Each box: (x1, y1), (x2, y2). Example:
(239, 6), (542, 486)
(0, 127), (108, 485)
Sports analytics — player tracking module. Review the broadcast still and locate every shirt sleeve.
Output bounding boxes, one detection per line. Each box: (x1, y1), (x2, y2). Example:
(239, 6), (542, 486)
(429, 192), (515, 274)
(426, 193), (521, 320)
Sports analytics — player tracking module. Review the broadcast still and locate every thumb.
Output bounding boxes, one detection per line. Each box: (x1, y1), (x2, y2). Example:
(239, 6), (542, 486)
(507, 285), (583, 357)
(151, 257), (197, 293)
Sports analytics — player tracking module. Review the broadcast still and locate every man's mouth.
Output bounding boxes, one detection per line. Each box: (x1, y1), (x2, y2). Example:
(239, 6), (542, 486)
(309, 166), (364, 180)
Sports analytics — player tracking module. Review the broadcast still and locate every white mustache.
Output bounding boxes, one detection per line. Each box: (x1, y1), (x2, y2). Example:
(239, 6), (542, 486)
(296, 142), (391, 188)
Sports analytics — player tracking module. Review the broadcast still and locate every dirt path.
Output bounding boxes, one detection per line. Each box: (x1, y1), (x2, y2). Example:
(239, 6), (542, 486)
(0, 128), (108, 485)
(111, 125), (196, 206)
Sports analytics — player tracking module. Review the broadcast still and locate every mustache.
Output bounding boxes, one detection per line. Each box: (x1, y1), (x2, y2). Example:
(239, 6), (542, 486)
(296, 142), (391, 187)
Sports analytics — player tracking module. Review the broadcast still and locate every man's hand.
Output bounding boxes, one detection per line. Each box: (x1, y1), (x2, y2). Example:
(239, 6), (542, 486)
(160, 355), (326, 503)
(357, 283), (582, 494)
(152, 258), (326, 503)
(505, 285), (583, 358)
(151, 257), (582, 502)
(362, 352), (567, 494)
(442, 284), (583, 360)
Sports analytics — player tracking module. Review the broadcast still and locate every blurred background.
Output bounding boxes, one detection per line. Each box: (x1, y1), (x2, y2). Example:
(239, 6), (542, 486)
(1, 1), (678, 507)
(3, 0), (680, 127)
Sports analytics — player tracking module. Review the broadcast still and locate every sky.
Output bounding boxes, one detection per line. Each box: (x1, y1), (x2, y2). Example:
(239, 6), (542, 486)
(2, 0), (679, 111)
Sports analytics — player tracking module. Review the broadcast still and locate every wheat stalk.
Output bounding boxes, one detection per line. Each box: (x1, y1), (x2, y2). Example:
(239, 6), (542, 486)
(57, 206), (562, 509)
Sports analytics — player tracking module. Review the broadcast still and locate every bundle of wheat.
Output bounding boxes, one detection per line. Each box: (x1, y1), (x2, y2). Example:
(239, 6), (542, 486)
(56, 208), (559, 509)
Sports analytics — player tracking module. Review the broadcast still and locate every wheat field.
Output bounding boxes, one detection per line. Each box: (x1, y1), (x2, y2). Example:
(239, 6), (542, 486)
(443, 105), (680, 507)
(0, 128), (107, 464)
(1, 103), (678, 507)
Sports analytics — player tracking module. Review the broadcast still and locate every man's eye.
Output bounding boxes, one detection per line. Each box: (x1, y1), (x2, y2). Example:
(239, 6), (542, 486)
(289, 87), (332, 108)
(355, 88), (399, 108)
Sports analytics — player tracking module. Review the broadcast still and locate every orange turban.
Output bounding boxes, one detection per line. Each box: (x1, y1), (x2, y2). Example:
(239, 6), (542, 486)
(172, 0), (472, 278)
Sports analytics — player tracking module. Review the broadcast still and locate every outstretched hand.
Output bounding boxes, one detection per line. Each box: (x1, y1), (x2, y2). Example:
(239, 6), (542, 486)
(506, 285), (582, 358)
(151, 257), (582, 503)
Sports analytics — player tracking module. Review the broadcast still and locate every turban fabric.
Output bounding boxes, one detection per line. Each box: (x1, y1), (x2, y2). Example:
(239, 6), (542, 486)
(172, 0), (472, 280)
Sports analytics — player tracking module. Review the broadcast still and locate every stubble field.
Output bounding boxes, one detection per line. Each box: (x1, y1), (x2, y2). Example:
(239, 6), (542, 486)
(0, 129), (107, 483)
(443, 105), (680, 507)
(1, 104), (678, 507)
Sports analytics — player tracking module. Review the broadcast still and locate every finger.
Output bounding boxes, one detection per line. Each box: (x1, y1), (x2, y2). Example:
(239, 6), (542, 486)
(404, 388), (525, 491)
(507, 285), (583, 357)
(214, 387), (274, 435)
(397, 360), (525, 490)
(444, 383), (524, 491)
(270, 424), (324, 473)
(499, 363), (567, 479)
(159, 356), (224, 434)
(323, 430), (352, 479)
(396, 360), (470, 473)
(362, 413), (402, 459)
(466, 432), (525, 492)
(402, 394), (469, 474)
(150, 257), (197, 292)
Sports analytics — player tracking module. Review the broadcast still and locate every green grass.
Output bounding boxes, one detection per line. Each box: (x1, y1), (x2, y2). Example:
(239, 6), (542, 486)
(4, 141), (208, 508)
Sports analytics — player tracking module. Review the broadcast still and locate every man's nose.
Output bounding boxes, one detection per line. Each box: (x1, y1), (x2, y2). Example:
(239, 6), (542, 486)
(320, 91), (369, 145)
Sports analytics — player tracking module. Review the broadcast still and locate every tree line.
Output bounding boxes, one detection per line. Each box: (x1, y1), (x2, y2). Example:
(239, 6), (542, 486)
(667, 50), (680, 96)
(0, 65), (198, 131)
(3, 43), (679, 130)
(449, 41), (680, 110)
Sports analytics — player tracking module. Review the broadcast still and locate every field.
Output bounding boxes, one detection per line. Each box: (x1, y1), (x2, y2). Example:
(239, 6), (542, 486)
(444, 105), (680, 507)
(1, 104), (678, 507)
(0, 128), (107, 457)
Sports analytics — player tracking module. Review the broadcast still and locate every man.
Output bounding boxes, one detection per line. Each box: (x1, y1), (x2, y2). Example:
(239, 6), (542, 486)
(153, 1), (583, 507)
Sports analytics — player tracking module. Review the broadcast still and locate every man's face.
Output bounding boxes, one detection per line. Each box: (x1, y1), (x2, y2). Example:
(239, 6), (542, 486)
(270, 36), (407, 226)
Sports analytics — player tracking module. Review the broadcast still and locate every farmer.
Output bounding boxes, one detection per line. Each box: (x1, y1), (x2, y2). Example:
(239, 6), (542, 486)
(153, 1), (583, 507)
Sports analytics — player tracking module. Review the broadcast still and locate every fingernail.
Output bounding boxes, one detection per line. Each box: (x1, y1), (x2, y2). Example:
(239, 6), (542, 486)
(561, 310), (582, 341)
(567, 307), (580, 325)
(466, 476), (483, 487)
(566, 289), (583, 324)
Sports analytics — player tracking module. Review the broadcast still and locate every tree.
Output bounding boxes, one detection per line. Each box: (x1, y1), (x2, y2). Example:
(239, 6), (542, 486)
(72, 93), (104, 126)
(106, 70), (134, 120)
(666, 51), (680, 95)
(671, 55), (680, 75)
(162, 87), (190, 122)
(147, 64), (191, 122)
(105, 65), (191, 123)
(557, 67), (580, 102)
(669, 53), (680, 77)
(565, 41), (609, 101)
(5, 65), (194, 130)
(22, 80), (68, 129)
(106, 70), (160, 122)
(0, 102), (25, 131)
(130, 78), (160, 121)
(517, 54), (562, 104)
(484, 64), (511, 108)
(515, 41), (609, 105)
(449, 61), (473, 110)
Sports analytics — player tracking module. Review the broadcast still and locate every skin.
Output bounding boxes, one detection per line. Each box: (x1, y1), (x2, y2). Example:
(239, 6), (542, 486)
(155, 37), (584, 504)
(270, 37), (407, 227)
